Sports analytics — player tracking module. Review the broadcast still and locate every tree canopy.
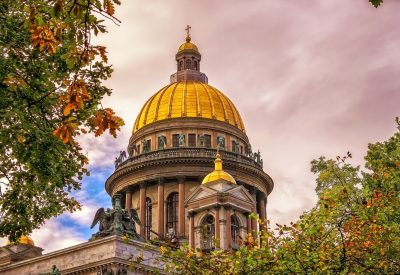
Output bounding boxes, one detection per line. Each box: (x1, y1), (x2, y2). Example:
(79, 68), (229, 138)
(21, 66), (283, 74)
(160, 119), (400, 274)
(0, 0), (123, 241)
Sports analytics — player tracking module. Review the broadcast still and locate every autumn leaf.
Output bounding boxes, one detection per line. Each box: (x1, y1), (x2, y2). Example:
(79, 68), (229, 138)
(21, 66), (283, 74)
(62, 79), (91, 115)
(53, 121), (78, 143)
(90, 108), (124, 137)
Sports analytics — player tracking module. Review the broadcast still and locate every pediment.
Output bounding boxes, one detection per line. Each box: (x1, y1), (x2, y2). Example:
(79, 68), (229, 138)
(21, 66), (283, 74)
(226, 186), (255, 204)
(206, 181), (235, 192)
(185, 185), (217, 205)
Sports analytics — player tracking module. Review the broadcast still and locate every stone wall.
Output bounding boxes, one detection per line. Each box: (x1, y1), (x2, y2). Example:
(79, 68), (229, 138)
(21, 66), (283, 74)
(0, 236), (164, 275)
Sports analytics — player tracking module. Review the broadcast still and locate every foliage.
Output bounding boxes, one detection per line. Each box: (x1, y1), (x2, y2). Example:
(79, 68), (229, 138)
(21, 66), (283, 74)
(160, 119), (400, 274)
(0, 0), (124, 241)
(369, 0), (384, 8)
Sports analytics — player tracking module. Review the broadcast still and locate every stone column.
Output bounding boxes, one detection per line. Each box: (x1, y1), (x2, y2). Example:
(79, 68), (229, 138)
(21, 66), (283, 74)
(251, 207), (258, 236)
(258, 196), (267, 228)
(215, 206), (220, 248)
(139, 182), (146, 236)
(178, 177), (185, 237)
(225, 207), (231, 250)
(189, 213), (195, 249)
(246, 212), (252, 235)
(157, 178), (165, 237)
(125, 188), (132, 210)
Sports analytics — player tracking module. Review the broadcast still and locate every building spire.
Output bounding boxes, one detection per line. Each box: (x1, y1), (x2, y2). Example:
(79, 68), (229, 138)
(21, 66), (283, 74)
(214, 147), (223, 171)
(185, 25), (191, 42)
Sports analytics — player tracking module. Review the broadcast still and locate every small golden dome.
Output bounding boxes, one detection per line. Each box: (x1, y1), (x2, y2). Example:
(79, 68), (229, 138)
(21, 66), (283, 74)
(202, 153), (236, 185)
(133, 81), (245, 133)
(6, 235), (35, 246)
(177, 36), (200, 54)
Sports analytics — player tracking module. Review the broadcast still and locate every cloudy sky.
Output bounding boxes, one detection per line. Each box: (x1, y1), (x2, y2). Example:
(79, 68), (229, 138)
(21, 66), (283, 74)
(5, 0), (399, 253)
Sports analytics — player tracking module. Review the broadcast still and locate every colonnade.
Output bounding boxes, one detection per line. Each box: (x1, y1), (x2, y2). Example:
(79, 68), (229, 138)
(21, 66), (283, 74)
(123, 178), (267, 246)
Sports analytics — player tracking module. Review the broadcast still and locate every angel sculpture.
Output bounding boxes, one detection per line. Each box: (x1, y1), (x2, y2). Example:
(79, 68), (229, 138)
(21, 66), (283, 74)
(90, 208), (113, 238)
(90, 203), (144, 241)
(121, 208), (143, 240)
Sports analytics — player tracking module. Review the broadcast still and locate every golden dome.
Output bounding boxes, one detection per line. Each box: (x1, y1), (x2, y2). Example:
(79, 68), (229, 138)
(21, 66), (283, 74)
(6, 235), (35, 246)
(133, 81), (245, 133)
(202, 153), (236, 185)
(177, 36), (199, 54)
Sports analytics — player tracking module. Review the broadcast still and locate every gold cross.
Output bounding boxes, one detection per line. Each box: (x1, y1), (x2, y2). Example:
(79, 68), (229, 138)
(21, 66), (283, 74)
(185, 25), (191, 37)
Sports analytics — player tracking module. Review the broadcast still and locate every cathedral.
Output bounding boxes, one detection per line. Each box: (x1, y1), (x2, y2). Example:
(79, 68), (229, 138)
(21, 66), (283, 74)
(0, 28), (274, 274)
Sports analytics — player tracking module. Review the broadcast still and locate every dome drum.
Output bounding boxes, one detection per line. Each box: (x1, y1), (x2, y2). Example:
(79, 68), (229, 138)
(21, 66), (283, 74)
(106, 147), (272, 196)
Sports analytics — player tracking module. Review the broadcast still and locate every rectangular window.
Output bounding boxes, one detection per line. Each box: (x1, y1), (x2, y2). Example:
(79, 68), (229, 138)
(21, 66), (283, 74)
(240, 146), (243, 155)
(232, 141), (236, 152)
(172, 134), (180, 147)
(188, 134), (196, 147)
(205, 135), (211, 148)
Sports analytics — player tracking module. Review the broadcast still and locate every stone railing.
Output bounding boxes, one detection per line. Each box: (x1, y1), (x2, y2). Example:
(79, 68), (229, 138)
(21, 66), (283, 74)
(116, 147), (263, 170)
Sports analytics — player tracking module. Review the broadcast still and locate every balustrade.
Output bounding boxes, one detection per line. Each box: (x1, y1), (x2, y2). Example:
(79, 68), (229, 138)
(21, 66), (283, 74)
(116, 148), (263, 170)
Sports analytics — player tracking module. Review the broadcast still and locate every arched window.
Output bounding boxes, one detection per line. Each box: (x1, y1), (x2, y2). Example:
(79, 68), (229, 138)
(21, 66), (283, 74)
(231, 215), (240, 247)
(166, 192), (179, 235)
(185, 59), (191, 70)
(179, 60), (183, 71)
(194, 61), (198, 71)
(202, 215), (215, 251)
(145, 198), (152, 240)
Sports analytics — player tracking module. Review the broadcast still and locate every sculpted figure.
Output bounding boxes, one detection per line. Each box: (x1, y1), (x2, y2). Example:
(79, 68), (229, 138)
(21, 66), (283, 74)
(120, 150), (127, 161)
(178, 134), (185, 146)
(114, 157), (119, 168)
(90, 207), (113, 236)
(158, 135), (167, 150)
(142, 139), (150, 153)
(256, 150), (261, 163)
(198, 134), (205, 146)
(247, 144), (253, 158)
(90, 194), (144, 241)
(217, 136), (225, 149)
(135, 144), (140, 155)
(127, 144), (134, 157)
(234, 141), (240, 153)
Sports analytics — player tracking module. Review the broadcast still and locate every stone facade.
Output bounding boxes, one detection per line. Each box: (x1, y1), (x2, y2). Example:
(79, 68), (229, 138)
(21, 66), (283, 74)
(0, 236), (163, 275)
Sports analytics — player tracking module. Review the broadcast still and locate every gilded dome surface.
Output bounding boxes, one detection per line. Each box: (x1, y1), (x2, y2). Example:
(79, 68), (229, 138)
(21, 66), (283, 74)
(6, 235), (35, 246)
(133, 81), (245, 133)
(177, 36), (199, 54)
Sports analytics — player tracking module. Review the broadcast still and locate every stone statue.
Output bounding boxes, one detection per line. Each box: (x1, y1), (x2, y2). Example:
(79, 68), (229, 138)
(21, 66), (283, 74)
(127, 144), (134, 157)
(158, 135), (167, 150)
(198, 134), (205, 146)
(114, 157), (119, 169)
(51, 265), (60, 275)
(142, 139), (150, 153)
(120, 150), (127, 161)
(178, 134), (185, 146)
(255, 150), (261, 163)
(114, 150), (127, 169)
(134, 144), (140, 155)
(90, 194), (143, 241)
(247, 144), (253, 158)
(233, 141), (240, 153)
(217, 136), (225, 149)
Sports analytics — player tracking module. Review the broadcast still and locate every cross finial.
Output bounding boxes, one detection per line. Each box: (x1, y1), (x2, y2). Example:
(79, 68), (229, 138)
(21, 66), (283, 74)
(185, 25), (191, 37)
(185, 25), (192, 42)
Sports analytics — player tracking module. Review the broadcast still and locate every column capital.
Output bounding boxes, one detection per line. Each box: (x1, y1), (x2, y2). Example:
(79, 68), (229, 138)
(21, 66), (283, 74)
(177, 176), (185, 183)
(158, 177), (166, 185)
(124, 186), (134, 192)
(139, 181), (147, 189)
